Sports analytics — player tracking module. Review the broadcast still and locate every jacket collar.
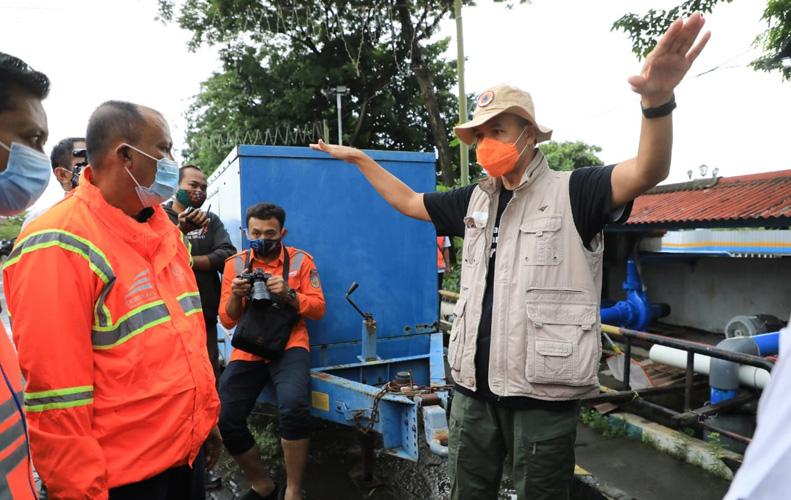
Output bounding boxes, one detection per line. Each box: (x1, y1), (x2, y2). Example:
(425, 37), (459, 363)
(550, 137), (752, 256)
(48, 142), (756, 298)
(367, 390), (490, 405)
(74, 167), (179, 252)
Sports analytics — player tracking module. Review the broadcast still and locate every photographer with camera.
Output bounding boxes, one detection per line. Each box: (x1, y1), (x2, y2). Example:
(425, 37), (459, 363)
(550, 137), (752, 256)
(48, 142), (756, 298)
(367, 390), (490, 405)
(21, 136), (86, 229)
(218, 202), (325, 500)
(52, 136), (86, 192)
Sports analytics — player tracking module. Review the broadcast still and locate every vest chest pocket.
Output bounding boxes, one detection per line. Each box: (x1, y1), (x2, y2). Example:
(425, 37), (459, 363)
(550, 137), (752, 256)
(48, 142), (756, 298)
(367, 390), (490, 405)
(520, 216), (562, 266)
(462, 224), (486, 268)
(525, 295), (599, 386)
(447, 296), (467, 371)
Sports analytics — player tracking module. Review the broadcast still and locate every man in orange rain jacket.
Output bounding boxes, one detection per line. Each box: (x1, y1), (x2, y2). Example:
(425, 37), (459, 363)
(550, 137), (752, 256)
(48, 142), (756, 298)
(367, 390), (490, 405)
(3, 100), (220, 499)
(0, 51), (53, 500)
(218, 202), (325, 500)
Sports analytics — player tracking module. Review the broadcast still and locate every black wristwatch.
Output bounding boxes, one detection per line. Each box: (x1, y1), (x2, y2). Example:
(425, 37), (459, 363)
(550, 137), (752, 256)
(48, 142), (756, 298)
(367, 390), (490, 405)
(641, 94), (676, 119)
(287, 288), (298, 301)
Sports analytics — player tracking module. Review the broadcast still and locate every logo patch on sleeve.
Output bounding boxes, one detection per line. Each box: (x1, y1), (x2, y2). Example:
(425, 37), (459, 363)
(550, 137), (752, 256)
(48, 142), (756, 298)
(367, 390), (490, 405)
(310, 269), (321, 289)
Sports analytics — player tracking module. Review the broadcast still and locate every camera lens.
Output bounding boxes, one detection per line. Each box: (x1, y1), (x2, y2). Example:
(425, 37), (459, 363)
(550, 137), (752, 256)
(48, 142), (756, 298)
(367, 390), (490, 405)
(251, 280), (270, 302)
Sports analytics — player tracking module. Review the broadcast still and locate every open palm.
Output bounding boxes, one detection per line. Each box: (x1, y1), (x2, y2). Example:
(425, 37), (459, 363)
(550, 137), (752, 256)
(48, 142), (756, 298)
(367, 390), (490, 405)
(628, 13), (711, 105)
(309, 139), (366, 164)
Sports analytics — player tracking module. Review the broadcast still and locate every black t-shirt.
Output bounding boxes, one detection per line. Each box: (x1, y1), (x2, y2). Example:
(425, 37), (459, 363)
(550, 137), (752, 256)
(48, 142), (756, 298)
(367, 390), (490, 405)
(424, 165), (632, 409)
(164, 201), (237, 323)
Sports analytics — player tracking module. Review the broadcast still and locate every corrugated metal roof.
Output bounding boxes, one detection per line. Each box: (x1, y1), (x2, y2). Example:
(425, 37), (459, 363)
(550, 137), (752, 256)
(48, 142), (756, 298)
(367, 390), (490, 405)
(626, 169), (791, 226)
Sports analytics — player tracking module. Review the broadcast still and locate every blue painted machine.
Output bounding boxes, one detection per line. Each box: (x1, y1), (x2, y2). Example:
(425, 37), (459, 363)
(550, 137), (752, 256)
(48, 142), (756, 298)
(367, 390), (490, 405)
(207, 146), (448, 462)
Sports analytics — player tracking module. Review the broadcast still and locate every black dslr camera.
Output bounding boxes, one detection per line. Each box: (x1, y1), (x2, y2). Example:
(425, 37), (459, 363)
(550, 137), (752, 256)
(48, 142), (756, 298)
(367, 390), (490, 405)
(71, 148), (89, 188)
(238, 269), (273, 302)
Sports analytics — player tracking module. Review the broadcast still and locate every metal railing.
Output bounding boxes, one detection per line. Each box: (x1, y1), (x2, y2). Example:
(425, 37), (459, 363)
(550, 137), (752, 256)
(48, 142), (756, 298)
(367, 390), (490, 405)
(595, 324), (775, 444)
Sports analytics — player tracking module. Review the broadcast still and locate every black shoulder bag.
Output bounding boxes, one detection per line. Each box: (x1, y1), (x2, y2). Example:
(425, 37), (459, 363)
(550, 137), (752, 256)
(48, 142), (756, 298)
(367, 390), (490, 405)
(231, 249), (301, 359)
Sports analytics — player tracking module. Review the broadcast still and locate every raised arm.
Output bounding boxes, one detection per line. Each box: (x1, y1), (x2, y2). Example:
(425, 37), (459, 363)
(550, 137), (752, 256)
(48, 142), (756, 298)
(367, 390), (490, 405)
(611, 13), (711, 207)
(309, 140), (431, 221)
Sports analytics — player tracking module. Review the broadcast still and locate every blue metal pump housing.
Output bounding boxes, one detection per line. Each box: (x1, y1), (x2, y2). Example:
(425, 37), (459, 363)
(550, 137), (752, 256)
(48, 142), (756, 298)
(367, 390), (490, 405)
(600, 258), (670, 331)
(208, 146), (448, 461)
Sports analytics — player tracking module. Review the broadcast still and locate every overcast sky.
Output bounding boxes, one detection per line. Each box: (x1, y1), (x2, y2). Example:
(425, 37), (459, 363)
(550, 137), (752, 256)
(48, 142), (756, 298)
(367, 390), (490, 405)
(2, 0), (788, 211)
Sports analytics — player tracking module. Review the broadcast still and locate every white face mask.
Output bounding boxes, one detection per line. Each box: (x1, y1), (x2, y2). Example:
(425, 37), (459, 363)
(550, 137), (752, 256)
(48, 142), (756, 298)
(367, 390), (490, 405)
(122, 143), (179, 207)
(0, 140), (51, 216)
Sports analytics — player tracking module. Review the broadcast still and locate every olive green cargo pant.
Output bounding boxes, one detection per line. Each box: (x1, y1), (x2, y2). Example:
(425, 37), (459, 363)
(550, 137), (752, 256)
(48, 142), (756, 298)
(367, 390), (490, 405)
(448, 391), (579, 500)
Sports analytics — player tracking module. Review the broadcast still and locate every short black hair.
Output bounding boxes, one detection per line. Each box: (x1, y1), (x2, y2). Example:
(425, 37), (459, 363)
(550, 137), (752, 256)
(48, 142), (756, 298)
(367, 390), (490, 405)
(246, 202), (286, 228)
(179, 164), (202, 183)
(85, 101), (146, 165)
(0, 52), (50, 113)
(50, 137), (85, 170)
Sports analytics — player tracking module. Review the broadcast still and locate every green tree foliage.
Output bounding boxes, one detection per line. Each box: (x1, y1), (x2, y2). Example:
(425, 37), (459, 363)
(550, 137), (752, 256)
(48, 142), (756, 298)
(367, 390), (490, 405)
(539, 141), (604, 171)
(0, 214), (25, 241)
(613, 0), (791, 81)
(158, 0), (463, 180)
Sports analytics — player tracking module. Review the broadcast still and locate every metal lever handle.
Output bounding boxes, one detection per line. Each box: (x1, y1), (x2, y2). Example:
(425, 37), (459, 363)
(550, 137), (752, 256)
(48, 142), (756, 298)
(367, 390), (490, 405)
(345, 281), (371, 320)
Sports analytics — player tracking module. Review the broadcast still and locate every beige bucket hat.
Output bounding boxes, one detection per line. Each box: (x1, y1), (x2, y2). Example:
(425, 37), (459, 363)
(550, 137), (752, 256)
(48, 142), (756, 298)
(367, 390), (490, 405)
(454, 84), (553, 145)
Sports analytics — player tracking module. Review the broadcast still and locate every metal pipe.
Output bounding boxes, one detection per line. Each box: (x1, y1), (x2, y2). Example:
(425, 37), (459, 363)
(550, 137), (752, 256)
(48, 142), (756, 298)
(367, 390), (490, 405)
(336, 92), (343, 145)
(684, 350), (695, 411)
(602, 324), (775, 372)
(454, 0), (469, 186)
(623, 336), (632, 390)
(583, 380), (707, 404)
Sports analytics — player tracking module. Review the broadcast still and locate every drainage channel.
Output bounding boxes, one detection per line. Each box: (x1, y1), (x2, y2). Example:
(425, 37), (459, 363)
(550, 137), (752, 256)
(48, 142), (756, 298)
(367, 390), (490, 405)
(574, 424), (730, 500)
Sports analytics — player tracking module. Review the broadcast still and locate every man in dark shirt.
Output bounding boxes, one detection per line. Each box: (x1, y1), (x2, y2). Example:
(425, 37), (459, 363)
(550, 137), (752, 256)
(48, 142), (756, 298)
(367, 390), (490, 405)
(311, 14), (709, 500)
(165, 164), (236, 377)
(423, 164), (629, 411)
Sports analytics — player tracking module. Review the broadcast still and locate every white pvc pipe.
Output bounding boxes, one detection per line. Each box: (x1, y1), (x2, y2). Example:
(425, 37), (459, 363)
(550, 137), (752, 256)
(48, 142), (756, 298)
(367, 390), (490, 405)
(649, 345), (771, 389)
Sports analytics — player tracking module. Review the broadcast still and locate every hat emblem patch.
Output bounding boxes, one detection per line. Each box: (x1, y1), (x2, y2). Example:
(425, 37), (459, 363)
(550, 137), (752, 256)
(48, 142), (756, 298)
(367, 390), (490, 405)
(477, 90), (495, 108)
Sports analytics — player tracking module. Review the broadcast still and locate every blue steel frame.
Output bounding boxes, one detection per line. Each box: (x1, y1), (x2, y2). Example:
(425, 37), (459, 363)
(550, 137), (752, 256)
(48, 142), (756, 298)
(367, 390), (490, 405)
(209, 146), (447, 461)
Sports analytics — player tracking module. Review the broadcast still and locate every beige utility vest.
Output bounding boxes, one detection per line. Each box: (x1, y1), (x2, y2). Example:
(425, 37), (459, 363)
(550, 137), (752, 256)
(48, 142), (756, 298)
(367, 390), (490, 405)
(448, 151), (603, 400)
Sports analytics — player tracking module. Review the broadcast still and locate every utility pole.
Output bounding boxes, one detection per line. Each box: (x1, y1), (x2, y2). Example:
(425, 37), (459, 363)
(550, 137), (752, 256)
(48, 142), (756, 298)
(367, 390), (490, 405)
(454, 0), (469, 186)
(333, 85), (349, 145)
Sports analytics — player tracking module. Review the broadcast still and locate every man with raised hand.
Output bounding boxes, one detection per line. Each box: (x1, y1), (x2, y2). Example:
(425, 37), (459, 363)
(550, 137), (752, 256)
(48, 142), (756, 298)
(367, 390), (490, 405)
(311, 14), (709, 500)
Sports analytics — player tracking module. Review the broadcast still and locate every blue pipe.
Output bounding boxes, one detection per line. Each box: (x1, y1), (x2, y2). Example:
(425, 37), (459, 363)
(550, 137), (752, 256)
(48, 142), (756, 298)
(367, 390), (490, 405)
(600, 258), (670, 331)
(752, 331), (780, 356)
(710, 388), (738, 405)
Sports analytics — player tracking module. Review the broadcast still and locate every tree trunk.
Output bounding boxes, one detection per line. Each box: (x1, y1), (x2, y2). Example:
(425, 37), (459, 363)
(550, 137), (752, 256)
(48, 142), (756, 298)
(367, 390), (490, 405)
(413, 64), (455, 187)
(397, 3), (455, 187)
(349, 93), (370, 147)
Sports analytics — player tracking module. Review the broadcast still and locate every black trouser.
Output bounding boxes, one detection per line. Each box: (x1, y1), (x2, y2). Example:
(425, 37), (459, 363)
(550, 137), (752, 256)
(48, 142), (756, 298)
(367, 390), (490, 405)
(218, 347), (311, 455)
(205, 318), (220, 381)
(110, 449), (205, 500)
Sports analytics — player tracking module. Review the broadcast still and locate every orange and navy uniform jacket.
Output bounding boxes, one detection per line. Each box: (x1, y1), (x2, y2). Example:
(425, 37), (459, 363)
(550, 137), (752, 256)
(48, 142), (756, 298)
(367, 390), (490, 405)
(0, 325), (36, 499)
(219, 246), (326, 362)
(2, 168), (219, 499)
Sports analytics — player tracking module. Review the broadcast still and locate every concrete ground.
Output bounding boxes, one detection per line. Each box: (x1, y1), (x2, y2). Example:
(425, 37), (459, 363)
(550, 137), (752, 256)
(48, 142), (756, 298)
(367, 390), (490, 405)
(575, 424), (730, 500)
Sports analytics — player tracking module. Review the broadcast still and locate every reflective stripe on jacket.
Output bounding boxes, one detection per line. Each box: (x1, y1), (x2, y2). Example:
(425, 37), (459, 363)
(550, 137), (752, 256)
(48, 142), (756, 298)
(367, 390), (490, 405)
(2, 168), (219, 498)
(0, 325), (37, 499)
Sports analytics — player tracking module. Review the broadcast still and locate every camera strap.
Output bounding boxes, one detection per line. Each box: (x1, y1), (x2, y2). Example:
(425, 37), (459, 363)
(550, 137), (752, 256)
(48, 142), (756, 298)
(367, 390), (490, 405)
(243, 246), (291, 280)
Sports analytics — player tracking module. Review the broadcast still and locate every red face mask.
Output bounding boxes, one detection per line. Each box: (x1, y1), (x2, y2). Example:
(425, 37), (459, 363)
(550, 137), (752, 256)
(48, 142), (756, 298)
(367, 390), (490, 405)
(476, 127), (530, 177)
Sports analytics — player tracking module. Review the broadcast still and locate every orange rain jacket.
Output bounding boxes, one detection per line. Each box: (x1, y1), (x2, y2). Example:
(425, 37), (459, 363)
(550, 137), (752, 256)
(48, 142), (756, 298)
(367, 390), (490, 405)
(219, 246), (326, 362)
(2, 168), (219, 498)
(0, 325), (36, 499)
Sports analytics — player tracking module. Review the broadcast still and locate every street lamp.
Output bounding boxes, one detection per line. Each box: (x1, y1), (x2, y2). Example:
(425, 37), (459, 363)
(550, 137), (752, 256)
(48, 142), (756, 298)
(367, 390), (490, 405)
(327, 85), (349, 145)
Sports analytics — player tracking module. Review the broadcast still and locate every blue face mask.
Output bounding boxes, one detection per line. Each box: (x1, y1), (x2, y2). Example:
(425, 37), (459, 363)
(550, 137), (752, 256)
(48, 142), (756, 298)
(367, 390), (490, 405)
(250, 238), (280, 258)
(122, 143), (179, 208)
(0, 140), (52, 216)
